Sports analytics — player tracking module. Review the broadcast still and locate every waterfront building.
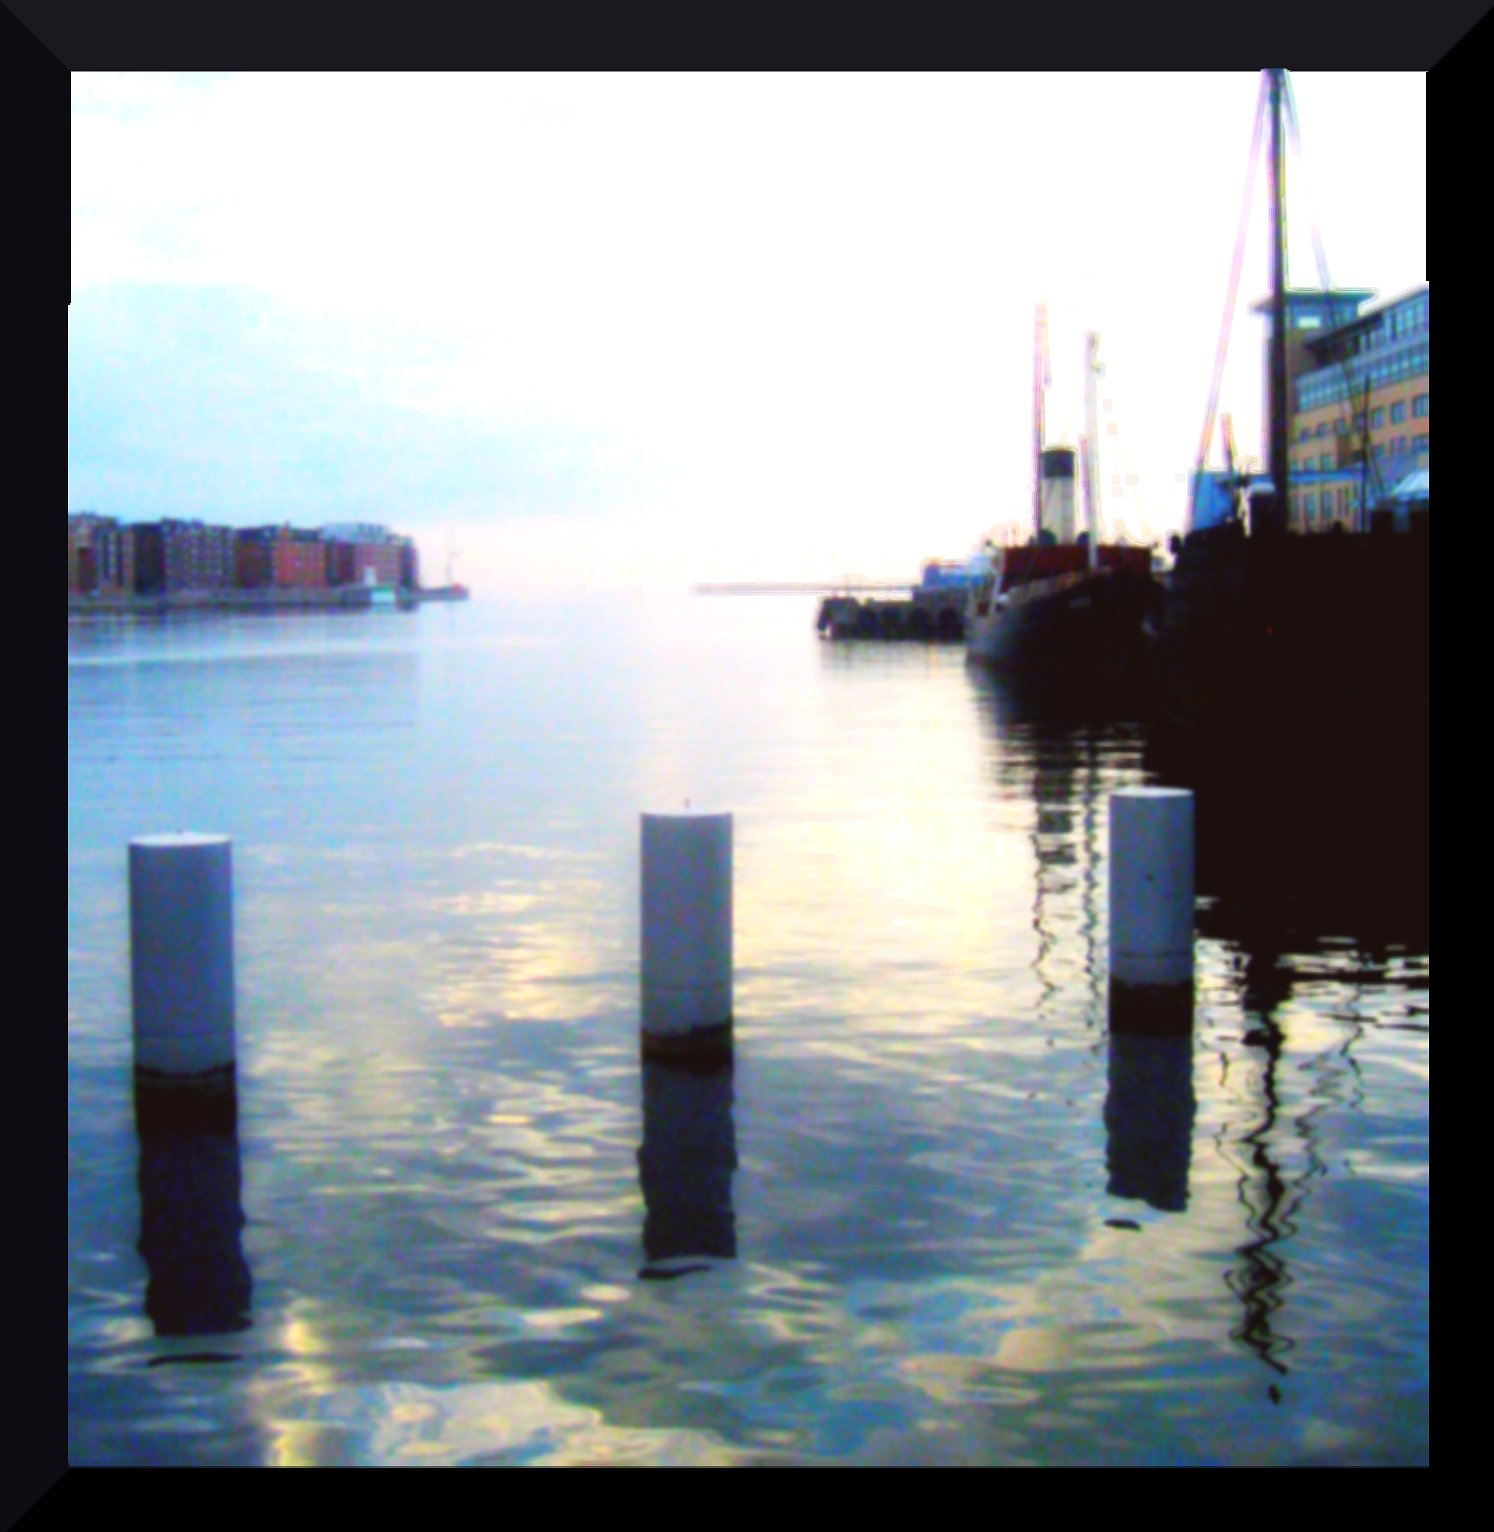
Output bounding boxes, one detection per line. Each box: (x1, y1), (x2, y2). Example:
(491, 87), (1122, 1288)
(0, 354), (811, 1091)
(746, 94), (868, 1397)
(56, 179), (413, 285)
(1292, 284), (1428, 532)
(234, 527), (275, 590)
(235, 525), (329, 589)
(1247, 287), (1372, 530)
(68, 513), (136, 596)
(326, 538), (402, 589)
(323, 524), (417, 589)
(71, 515), (420, 600)
(134, 519), (236, 594)
(1250, 284), (1429, 533)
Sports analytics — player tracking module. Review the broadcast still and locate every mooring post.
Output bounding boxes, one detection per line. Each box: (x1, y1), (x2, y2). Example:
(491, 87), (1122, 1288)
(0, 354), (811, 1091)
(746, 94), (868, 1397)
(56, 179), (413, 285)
(640, 812), (733, 1064)
(1109, 789), (1195, 1034)
(129, 833), (238, 1127)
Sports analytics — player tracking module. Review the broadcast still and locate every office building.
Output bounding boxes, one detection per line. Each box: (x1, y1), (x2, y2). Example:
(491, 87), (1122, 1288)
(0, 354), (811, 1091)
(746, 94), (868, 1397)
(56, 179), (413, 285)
(1251, 285), (1429, 533)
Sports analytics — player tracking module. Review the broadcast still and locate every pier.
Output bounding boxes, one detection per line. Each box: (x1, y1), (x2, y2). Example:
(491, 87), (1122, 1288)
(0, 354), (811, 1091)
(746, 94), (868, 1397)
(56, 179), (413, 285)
(814, 589), (966, 642)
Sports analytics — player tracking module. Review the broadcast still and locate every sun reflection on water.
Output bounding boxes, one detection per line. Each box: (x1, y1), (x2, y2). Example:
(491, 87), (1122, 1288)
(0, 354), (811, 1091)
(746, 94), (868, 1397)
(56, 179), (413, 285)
(69, 596), (1427, 1465)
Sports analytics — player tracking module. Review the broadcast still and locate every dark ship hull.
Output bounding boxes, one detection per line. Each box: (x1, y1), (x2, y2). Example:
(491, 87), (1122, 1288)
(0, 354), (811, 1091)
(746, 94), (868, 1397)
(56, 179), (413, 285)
(967, 545), (1156, 680)
(1159, 70), (1430, 748)
(1151, 519), (1429, 740)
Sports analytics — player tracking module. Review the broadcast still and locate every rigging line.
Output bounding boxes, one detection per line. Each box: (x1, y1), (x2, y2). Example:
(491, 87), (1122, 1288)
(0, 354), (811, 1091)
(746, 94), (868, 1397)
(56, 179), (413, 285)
(1283, 75), (1388, 517)
(1354, 369), (1388, 515)
(1282, 75), (1333, 293)
(1194, 72), (1270, 505)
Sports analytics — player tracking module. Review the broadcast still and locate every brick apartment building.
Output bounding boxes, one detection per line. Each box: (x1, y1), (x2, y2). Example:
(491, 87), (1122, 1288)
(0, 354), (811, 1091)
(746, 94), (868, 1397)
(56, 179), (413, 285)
(323, 524), (419, 589)
(133, 519), (236, 594)
(67, 517), (85, 595)
(235, 525), (329, 589)
(71, 515), (422, 598)
(68, 514), (137, 596)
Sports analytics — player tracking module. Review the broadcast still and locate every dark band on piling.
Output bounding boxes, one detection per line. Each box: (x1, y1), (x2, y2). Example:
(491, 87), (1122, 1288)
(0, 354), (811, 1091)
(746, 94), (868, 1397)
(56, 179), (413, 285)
(134, 1062), (238, 1134)
(640, 1023), (733, 1072)
(1108, 980), (1194, 1037)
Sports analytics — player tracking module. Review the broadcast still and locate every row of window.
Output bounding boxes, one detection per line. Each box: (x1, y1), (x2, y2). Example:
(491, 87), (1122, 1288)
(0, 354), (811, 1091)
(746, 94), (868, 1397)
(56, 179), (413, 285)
(1312, 304), (1425, 363)
(1293, 434), (1428, 477)
(1297, 393), (1428, 444)
(1369, 437), (1426, 460)
(1296, 344), (1429, 413)
(1384, 293), (1429, 340)
(1302, 488), (1359, 513)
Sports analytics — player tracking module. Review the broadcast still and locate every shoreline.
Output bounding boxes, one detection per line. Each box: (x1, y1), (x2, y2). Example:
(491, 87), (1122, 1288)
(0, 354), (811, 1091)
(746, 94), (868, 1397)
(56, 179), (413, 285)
(691, 581), (912, 595)
(68, 586), (468, 619)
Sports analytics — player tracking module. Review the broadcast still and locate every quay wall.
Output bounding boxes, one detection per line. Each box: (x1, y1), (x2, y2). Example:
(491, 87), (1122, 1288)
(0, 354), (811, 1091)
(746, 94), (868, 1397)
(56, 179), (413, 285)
(67, 587), (466, 619)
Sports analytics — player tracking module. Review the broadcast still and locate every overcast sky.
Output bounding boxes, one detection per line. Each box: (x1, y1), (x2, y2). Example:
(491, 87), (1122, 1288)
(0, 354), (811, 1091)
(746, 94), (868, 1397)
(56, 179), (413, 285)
(70, 72), (1426, 591)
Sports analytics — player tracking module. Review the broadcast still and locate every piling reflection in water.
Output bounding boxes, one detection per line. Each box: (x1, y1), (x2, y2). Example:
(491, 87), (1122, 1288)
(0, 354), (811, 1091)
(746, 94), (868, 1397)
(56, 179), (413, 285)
(974, 668), (1145, 1030)
(978, 674), (1427, 1391)
(637, 1059), (737, 1282)
(136, 1088), (252, 1337)
(1146, 722), (1427, 1386)
(1226, 1016), (1302, 1380)
(1104, 1033), (1196, 1213)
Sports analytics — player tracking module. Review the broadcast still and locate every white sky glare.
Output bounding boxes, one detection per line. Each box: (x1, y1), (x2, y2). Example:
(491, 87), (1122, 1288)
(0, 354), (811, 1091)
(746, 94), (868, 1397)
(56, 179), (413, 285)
(70, 72), (1426, 592)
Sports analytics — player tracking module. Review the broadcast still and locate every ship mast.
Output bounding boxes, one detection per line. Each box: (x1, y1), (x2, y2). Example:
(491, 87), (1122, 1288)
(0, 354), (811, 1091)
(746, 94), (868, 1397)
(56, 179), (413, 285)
(1265, 68), (1289, 537)
(1033, 302), (1051, 543)
(1083, 331), (1104, 565)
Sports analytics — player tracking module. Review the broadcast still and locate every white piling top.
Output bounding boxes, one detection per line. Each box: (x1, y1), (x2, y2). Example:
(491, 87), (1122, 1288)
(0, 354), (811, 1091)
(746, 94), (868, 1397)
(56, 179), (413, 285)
(130, 833), (236, 1075)
(1110, 789), (1195, 993)
(641, 811), (733, 1038)
(131, 832), (232, 849)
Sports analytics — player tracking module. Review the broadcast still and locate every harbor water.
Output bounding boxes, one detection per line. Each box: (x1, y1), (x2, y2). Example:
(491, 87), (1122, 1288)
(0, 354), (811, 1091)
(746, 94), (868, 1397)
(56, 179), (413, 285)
(68, 592), (1429, 1465)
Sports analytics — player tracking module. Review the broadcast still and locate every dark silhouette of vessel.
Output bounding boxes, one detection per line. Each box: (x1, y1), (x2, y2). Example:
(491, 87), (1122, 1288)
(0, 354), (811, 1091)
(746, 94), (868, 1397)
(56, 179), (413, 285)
(1152, 70), (1429, 739)
(966, 318), (1156, 680)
